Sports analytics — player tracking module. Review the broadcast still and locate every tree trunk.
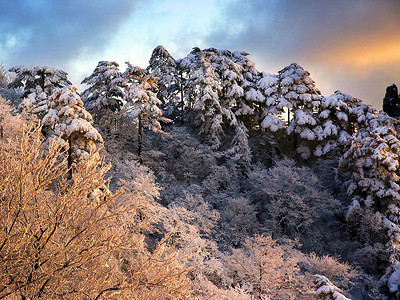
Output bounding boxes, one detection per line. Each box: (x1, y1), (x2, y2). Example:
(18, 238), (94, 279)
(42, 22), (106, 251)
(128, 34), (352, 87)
(39, 70), (45, 92)
(67, 136), (73, 178)
(180, 72), (184, 112)
(138, 112), (144, 164)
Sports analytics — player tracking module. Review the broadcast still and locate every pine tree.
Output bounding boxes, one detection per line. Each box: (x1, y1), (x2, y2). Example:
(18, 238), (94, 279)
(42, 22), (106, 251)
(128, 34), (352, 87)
(203, 49), (240, 123)
(340, 113), (400, 205)
(207, 49), (261, 165)
(179, 48), (255, 162)
(81, 61), (124, 116)
(42, 85), (103, 171)
(280, 63), (321, 140)
(147, 45), (180, 114)
(122, 64), (166, 164)
(339, 112), (400, 279)
(8, 65), (71, 114)
(0, 63), (9, 88)
(232, 50), (265, 128)
(313, 90), (360, 156)
(205, 48), (263, 127)
(258, 72), (285, 132)
(81, 61), (124, 137)
(383, 84), (400, 118)
(178, 47), (201, 110)
(186, 50), (224, 149)
(260, 63), (322, 158)
(225, 121), (252, 166)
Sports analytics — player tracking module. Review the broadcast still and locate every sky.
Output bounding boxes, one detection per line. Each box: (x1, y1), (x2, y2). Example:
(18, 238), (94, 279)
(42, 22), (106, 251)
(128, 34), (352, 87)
(1, 0), (399, 109)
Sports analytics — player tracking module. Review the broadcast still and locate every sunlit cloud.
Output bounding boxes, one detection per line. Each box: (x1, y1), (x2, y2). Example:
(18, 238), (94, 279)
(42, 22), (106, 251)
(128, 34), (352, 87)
(318, 36), (400, 74)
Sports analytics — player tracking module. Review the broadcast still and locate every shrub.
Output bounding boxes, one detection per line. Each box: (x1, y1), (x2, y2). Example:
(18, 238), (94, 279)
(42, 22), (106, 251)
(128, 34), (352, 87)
(248, 159), (340, 250)
(223, 234), (306, 298)
(305, 253), (358, 287)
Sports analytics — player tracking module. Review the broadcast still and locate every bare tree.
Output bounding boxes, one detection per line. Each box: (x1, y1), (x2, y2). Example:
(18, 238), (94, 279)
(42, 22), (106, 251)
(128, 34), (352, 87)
(0, 117), (192, 299)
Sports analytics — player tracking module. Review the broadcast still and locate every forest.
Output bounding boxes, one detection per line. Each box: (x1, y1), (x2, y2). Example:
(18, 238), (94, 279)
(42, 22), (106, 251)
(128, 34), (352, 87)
(1, 45), (400, 299)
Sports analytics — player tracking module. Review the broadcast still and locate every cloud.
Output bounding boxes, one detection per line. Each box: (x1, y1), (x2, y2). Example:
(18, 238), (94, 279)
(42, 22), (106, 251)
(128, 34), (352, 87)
(320, 36), (400, 72)
(0, 0), (140, 68)
(1, 0), (399, 108)
(204, 0), (400, 107)
(207, 0), (400, 63)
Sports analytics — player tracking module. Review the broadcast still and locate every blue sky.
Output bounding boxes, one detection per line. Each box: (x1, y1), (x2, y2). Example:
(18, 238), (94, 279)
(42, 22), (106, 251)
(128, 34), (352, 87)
(1, 0), (400, 108)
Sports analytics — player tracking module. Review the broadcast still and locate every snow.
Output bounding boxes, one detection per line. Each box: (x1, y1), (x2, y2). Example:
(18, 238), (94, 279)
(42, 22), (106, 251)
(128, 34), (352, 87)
(300, 128), (316, 140)
(245, 88), (263, 102)
(314, 275), (351, 300)
(281, 76), (294, 86)
(257, 73), (278, 88)
(336, 111), (348, 122)
(319, 109), (330, 119)
(322, 120), (338, 137)
(261, 115), (285, 132)
(227, 84), (244, 98)
(298, 93), (312, 102)
(286, 91), (298, 100)
(296, 145), (311, 159)
(42, 108), (59, 124)
(294, 109), (316, 126)
(346, 199), (360, 220)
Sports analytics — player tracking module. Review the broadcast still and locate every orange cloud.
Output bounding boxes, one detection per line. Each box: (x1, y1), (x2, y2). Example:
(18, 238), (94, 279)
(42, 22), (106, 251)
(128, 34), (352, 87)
(320, 35), (400, 73)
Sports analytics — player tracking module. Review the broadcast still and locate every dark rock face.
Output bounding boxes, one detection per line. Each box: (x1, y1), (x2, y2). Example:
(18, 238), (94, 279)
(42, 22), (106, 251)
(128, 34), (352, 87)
(383, 84), (400, 117)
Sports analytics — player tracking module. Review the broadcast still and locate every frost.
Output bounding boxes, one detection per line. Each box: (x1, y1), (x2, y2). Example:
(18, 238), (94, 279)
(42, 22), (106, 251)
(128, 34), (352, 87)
(388, 263), (400, 293)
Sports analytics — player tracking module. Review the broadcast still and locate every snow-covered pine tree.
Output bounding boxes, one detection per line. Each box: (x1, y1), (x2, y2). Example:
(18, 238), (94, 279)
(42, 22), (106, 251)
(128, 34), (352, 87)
(0, 63), (9, 88)
(184, 49), (224, 149)
(122, 63), (166, 164)
(81, 61), (124, 138)
(261, 63), (322, 158)
(340, 112), (400, 212)
(203, 48), (241, 127)
(339, 111), (400, 287)
(195, 56), (224, 148)
(42, 85), (103, 171)
(258, 72), (285, 133)
(225, 121), (252, 167)
(178, 47), (202, 110)
(232, 50), (265, 128)
(147, 45), (181, 115)
(313, 90), (360, 156)
(205, 48), (263, 127)
(81, 61), (123, 116)
(281, 63), (321, 142)
(202, 48), (253, 164)
(8, 65), (71, 115)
